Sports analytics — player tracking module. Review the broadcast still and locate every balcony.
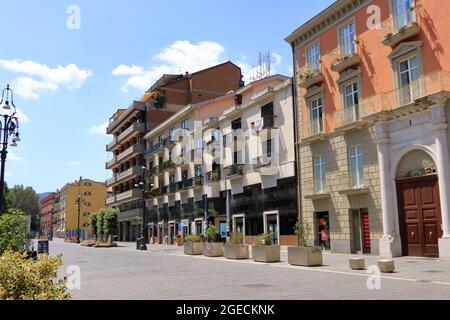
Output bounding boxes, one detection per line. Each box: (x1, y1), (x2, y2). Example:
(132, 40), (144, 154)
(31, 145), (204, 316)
(151, 165), (160, 175)
(107, 101), (145, 134)
(360, 71), (450, 118)
(224, 164), (244, 179)
(161, 160), (175, 171)
(116, 166), (143, 184)
(251, 87), (274, 101)
(150, 188), (162, 197)
(106, 137), (118, 151)
(381, 10), (420, 47)
(301, 118), (328, 144)
(115, 189), (143, 203)
(338, 173), (369, 196)
(334, 104), (367, 133)
(206, 170), (221, 183)
(329, 44), (361, 73)
(105, 157), (117, 169)
(193, 176), (203, 187)
(252, 155), (271, 169)
(106, 195), (116, 205)
(181, 179), (193, 190)
(163, 136), (176, 148)
(117, 122), (145, 144)
(303, 178), (331, 200)
(298, 65), (323, 88)
(168, 184), (177, 194)
(106, 176), (116, 187)
(144, 142), (163, 158)
(117, 144), (145, 163)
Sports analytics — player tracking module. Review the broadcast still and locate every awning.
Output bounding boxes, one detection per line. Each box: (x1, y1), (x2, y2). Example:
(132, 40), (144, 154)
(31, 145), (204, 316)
(140, 91), (156, 103)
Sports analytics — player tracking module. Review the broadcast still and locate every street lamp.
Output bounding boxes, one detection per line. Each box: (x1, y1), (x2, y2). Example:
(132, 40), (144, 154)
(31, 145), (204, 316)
(135, 165), (148, 250)
(0, 84), (20, 213)
(74, 194), (87, 243)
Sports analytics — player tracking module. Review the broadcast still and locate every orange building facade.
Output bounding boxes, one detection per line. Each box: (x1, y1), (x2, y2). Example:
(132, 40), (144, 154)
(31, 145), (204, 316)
(39, 192), (56, 238)
(286, 0), (450, 258)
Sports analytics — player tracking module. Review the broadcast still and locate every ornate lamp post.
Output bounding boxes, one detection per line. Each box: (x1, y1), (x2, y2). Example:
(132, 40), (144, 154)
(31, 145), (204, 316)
(0, 85), (21, 213)
(74, 194), (87, 243)
(135, 165), (148, 250)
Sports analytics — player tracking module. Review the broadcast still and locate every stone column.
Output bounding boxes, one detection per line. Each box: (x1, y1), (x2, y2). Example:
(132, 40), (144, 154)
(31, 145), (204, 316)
(375, 122), (402, 257)
(431, 103), (450, 258)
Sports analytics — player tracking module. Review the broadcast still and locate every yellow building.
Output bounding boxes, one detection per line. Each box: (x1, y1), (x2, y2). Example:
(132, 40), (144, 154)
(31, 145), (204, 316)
(53, 178), (107, 239)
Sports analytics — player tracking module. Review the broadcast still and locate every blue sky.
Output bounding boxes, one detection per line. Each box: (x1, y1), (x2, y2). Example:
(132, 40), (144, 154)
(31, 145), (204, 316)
(0, 0), (334, 193)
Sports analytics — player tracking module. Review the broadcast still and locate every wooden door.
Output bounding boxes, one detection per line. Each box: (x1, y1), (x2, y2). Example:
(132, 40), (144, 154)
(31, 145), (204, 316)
(397, 176), (442, 257)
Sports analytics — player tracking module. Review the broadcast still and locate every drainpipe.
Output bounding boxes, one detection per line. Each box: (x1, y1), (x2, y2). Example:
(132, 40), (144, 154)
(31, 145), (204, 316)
(203, 194), (208, 239)
(291, 42), (303, 223)
(226, 189), (232, 242)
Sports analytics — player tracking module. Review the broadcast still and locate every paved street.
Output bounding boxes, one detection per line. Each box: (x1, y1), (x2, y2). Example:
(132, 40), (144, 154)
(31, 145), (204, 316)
(46, 239), (450, 300)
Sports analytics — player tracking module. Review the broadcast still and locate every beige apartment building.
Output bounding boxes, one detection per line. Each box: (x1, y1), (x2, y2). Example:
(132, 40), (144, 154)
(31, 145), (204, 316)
(106, 62), (244, 241)
(286, 0), (450, 258)
(144, 75), (297, 246)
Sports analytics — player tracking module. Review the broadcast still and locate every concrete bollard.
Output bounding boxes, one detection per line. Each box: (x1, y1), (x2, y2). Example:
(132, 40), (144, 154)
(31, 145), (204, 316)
(378, 259), (395, 273)
(349, 257), (365, 270)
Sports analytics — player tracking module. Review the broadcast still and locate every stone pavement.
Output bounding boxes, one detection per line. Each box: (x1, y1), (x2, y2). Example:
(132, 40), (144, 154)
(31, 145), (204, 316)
(47, 239), (450, 300)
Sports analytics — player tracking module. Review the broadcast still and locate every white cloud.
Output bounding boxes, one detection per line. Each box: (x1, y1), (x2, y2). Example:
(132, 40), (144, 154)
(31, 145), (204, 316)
(8, 152), (23, 161)
(112, 64), (144, 76)
(67, 162), (80, 166)
(88, 121), (108, 136)
(0, 59), (93, 99)
(113, 41), (225, 92)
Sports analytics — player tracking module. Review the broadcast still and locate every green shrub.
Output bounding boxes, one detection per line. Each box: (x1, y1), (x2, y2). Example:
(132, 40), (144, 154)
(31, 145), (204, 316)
(228, 232), (243, 245)
(206, 223), (219, 242)
(0, 209), (27, 255)
(0, 251), (71, 300)
(256, 232), (273, 246)
(185, 235), (202, 243)
(293, 222), (311, 247)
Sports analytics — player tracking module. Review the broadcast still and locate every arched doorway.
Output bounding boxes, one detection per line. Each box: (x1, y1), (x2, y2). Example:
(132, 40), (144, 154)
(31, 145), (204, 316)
(396, 150), (442, 257)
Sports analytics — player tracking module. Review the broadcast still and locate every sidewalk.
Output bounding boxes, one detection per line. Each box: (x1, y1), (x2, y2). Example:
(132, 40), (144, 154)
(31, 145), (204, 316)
(113, 242), (450, 286)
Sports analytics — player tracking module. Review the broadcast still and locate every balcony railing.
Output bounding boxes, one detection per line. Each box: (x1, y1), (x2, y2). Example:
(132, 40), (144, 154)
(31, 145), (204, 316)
(337, 172), (369, 196)
(301, 117), (327, 142)
(116, 166), (143, 183)
(193, 176), (203, 187)
(106, 176), (116, 187)
(149, 188), (162, 197)
(224, 164), (244, 178)
(117, 144), (145, 162)
(117, 122), (145, 144)
(105, 157), (117, 169)
(381, 8), (420, 46)
(205, 170), (221, 183)
(328, 42), (361, 73)
(253, 155), (272, 169)
(303, 178), (331, 200)
(163, 136), (176, 148)
(106, 137), (118, 151)
(144, 142), (163, 158)
(161, 160), (175, 171)
(360, 71), (450, 118)
(106, 195), (116, 205)
(115, 189), (143, 203)
(181, 178), (193, 189)
(334, 104), (367, 132)
(298, 64), (323, 88)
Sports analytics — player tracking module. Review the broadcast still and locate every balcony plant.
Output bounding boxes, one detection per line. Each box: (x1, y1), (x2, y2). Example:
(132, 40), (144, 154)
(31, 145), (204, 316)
(287, 222), (323, 267)
(202, 223), (224, 257)
(251, 232), (280, 263)
(184, 234), (203, 255)
(224, 232), (249, 260)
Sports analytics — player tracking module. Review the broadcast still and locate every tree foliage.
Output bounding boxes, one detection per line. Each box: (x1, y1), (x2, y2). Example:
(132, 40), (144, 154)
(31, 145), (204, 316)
(6, 185), (40, 233)
(0, 251), (71, 300)
(101, 208), (118, 240)
(0, 209), (27, 255)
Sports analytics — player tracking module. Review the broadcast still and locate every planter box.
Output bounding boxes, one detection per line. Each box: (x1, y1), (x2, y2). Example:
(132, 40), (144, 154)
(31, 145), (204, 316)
(224, 244), (249, 260)
(252, 245), (280, 263)
(184, 242), (203, 255)
(288, 246), (323, 266)
(202, 243), (224, 257)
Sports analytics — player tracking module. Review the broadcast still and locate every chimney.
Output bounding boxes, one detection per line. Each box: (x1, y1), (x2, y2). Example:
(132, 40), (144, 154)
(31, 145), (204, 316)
(234, 94), (242, 106)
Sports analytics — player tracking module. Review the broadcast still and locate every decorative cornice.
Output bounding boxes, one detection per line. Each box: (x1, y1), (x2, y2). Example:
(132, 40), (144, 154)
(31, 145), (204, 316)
(285, 0), (372, 47)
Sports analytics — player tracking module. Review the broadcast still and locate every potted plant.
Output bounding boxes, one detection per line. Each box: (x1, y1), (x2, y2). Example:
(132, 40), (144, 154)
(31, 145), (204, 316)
(251, 232), (280, 263)
(176, 234), (183, 246)
(183, 235), (203, 255)
(202, 223), (224, 257)
(224, 232), (249, 260)
(288, 222), (323, 267)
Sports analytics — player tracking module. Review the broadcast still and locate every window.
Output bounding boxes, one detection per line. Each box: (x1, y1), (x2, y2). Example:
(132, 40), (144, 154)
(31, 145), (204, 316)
(231, 118), (241, 130)
(83, 212), (90, 217)
(340, 22), (356, 56)
(84, 182), (92, 186)
(398, 56), (421, 104)
(263, 139), (272, 157)
(314, 155), (326, 193)
(343, 81), (360, 122)
(181, 119), (189, 130)
(309, 97), (324, 135)
(158, 134), (164, 145)
(169, 127), (175, 140)
(84, 191), (92, 196)
(195, 165), (202, 177)
(307, 43), (321, 70)
(169, 175), (175, 185)
(348, 145), (364, 188)
(182, 170), (188, 180)
(393, 0), (414, 30)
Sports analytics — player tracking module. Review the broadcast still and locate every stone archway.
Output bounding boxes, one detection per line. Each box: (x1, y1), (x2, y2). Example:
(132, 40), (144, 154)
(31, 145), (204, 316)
(395, 150), (442, 257)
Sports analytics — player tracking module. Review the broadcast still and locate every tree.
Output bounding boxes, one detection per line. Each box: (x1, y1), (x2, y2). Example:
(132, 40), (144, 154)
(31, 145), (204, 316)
(6, 185), (40, 233)
(96, 210), (105, 241)
(0, 209), (27, 255)
(101, 208), (119, 244)
(0, 251), (71, 300)
(89, 213), (98, 240)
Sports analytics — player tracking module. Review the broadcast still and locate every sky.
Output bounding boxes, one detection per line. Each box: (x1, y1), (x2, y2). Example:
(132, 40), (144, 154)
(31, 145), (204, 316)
(0, 0), (334, 193)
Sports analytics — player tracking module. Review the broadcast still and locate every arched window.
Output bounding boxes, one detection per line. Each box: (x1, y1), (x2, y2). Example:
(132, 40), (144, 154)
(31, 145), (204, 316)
(84, 191), (92, 196)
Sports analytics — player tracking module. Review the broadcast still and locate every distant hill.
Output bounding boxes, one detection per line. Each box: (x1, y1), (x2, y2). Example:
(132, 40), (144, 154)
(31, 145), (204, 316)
(38, 192), (52, 201)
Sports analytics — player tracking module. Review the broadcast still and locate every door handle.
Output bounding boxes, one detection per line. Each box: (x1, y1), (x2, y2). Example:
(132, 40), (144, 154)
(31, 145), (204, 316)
(429, 232), (433, 237)
(410, 232), (414, 238)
